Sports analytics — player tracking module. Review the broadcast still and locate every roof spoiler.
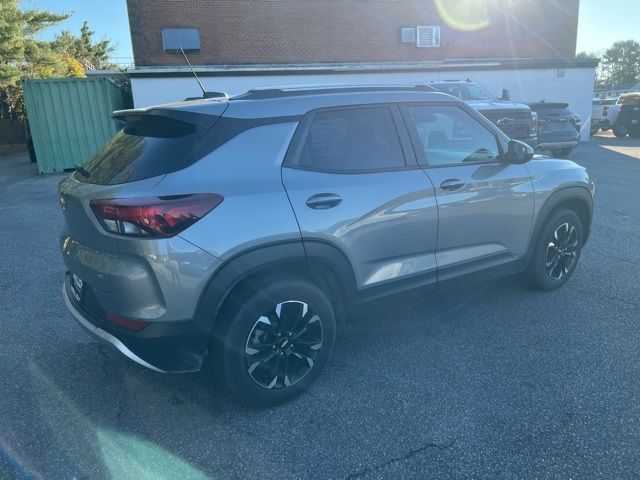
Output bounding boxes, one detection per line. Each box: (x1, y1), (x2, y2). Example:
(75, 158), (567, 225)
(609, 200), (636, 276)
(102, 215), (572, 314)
(113, 103), (227, 137)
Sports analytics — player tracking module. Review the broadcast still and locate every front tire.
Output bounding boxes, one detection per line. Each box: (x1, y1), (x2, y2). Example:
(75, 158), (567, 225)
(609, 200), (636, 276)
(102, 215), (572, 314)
(613, 123), (629, 138)
(550, 148), (572, 158)
(525, 208), (584, 291)
(211, 277), (336, 405)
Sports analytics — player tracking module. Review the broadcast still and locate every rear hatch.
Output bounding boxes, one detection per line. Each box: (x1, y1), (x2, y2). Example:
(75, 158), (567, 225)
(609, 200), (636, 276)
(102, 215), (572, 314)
(59, 99), (228, 290)
(474, 106), (533, 140)
(617, 97), (640, 125)
(529, 103), (580, 139)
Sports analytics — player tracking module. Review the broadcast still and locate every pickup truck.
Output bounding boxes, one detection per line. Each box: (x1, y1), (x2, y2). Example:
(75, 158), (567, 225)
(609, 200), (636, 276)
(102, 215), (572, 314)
(591, 98), (620, 135)
(612, 93), (640, 138)
(424, 80), (538, 147)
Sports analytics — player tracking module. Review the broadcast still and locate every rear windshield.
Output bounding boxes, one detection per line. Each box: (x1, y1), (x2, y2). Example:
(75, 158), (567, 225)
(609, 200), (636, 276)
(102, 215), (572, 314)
(617, 95), (640, 106)
(76, 116), (201, 185)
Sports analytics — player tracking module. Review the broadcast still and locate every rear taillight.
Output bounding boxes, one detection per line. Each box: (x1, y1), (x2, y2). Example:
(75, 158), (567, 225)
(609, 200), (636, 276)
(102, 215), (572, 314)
(106, 313), (150, 331)
(90, 194), (223, 238)
(603, 105), (609, 117)
(531, 112), (538, 135)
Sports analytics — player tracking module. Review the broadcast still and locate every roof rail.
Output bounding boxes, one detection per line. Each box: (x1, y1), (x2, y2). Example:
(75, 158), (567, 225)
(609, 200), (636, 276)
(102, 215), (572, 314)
(234, 84), (436, 100)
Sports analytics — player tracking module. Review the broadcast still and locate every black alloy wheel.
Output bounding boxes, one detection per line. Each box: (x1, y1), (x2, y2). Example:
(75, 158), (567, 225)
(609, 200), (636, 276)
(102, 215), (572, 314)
(545, 222), (579, 281)
(211, 277), (336, 405)
(525, 208), (584, 291)
(245, 300), (323, 390)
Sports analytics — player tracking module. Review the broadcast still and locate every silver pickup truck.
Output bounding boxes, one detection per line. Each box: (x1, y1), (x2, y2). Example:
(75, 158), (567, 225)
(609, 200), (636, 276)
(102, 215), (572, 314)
(591, 97), (620, 135)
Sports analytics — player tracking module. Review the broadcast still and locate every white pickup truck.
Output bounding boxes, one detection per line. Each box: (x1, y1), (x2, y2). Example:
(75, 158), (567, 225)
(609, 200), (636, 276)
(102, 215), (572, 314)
(591, 98), (620, 135)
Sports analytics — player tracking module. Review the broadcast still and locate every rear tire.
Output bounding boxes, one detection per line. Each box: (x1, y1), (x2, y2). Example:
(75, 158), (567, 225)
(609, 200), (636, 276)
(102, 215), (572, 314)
(525, 208), (584, 291)
(613, 123), (629, 138)
(210, 277), (336, 405)
(551, 148), (572, 158)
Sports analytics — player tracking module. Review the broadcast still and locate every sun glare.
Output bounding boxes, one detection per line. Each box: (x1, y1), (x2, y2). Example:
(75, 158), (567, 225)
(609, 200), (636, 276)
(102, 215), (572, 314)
(435, 0), (491, 31)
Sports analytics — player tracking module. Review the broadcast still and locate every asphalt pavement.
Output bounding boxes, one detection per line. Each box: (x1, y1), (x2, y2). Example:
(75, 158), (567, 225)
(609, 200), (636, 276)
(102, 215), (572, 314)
(1, 133), (639, 479)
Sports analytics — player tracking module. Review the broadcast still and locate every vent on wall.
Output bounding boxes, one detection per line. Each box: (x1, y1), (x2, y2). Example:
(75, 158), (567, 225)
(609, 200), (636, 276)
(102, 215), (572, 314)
(416, 26), (441, 48)
(401, 27), (416, 44)
(162, 28), (201, 53)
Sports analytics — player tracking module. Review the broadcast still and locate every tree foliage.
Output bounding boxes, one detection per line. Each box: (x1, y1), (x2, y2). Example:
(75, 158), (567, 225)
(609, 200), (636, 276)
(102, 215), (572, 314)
(601, 40), (640, 85)
(0, 1), (119, 119)
(0, 0), (69, 88)
(51, 21), (115, 70)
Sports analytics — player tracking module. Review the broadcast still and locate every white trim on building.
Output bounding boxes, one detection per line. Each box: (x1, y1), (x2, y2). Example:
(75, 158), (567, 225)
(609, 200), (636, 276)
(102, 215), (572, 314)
(130, 61), (597, 141)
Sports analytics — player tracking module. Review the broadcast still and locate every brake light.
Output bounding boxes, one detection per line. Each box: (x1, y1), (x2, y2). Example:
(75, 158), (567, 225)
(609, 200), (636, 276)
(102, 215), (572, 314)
(90, 194), (223, 237)
(106, 313), (150, 331)
(603, 105), (609, 116)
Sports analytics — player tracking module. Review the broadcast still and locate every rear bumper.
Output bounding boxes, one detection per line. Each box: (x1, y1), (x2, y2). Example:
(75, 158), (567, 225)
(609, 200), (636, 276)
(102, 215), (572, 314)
(535, 140), (579, 151)
(63, 274), (210, 372)
(63, 283), (166, 372)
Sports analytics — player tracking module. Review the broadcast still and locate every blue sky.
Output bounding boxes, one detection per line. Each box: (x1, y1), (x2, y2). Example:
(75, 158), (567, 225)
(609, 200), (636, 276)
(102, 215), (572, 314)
(30, 0), (640, 63)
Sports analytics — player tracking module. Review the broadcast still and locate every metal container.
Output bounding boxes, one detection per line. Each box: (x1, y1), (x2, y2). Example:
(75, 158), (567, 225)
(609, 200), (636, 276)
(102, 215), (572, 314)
(22, 77), (131, 174)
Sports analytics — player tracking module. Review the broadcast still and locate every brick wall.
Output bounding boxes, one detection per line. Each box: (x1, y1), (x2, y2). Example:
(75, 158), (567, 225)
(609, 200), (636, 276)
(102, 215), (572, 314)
(127, 0), (580, 67)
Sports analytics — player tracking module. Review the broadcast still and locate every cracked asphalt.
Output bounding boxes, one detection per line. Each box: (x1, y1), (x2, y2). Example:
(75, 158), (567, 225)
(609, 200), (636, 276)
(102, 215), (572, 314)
(1, 132), (640, 479)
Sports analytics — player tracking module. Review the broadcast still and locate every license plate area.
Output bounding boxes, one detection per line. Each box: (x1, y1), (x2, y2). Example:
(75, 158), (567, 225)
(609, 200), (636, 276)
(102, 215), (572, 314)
(71, 273), (84, 303)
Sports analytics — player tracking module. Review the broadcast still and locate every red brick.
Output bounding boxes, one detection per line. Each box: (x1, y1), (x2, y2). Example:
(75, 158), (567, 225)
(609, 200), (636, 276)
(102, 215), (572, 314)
(126, 0), (580, 67)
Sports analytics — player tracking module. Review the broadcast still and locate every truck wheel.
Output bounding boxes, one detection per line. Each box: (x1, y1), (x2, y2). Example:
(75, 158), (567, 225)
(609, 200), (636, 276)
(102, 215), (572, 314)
(211, 277), (337, 405)
(525, 208), (584, 291)
(551, 148), (572, 158)
(613, 124), (629, 138)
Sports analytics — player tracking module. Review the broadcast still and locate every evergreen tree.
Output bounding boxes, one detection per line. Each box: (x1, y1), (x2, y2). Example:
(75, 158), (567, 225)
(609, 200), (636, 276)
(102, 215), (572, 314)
(52, 21), (116, 70)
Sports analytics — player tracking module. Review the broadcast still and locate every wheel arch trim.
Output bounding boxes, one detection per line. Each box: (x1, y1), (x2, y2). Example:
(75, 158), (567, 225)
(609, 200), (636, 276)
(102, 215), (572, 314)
(529, 186), (593, 252)
(193, 239), (357, 336)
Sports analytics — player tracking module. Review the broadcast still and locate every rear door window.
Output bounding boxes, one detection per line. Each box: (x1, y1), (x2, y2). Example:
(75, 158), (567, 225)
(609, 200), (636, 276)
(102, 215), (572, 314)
(77, 116), (202, 185)
(291, 107), (407, 172)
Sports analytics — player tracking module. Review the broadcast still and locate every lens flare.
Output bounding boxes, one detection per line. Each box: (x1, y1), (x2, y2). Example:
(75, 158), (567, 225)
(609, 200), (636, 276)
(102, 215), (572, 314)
(435, 0), (491, 31)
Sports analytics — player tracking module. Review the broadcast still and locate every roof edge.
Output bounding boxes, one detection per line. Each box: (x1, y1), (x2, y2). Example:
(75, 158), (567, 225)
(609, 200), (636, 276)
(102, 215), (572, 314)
(129, 58), (599, 78)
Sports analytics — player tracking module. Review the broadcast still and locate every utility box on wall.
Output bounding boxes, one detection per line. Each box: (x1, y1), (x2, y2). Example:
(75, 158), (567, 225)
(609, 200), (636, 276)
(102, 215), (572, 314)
(22, 77), (132, 174)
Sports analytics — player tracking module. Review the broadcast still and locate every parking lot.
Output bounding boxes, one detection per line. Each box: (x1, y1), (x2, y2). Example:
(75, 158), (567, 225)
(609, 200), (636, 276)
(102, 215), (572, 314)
(1, 132), (639, 479)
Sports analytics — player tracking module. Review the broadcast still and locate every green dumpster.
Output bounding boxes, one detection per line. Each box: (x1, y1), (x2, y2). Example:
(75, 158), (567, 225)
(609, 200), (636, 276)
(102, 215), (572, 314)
(22, 77), (132, 174)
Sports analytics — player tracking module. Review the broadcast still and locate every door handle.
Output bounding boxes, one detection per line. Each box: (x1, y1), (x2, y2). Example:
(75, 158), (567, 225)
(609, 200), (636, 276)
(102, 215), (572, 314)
(305, 193), (342, 210)
(439, 179), (466, 191)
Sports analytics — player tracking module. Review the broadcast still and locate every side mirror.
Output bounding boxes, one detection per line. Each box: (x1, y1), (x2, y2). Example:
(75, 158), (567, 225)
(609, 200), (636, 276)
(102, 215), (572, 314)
(507, 140), (534, 164)
(501, 89), (511, 101)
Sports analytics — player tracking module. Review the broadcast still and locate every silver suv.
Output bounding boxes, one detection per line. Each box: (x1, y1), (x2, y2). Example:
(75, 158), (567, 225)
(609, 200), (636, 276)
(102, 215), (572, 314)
(60, 86), (594, 404)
